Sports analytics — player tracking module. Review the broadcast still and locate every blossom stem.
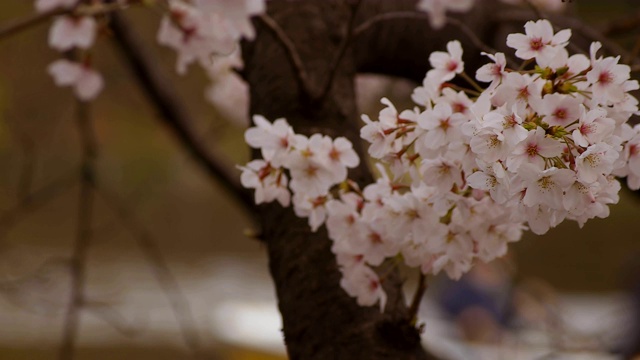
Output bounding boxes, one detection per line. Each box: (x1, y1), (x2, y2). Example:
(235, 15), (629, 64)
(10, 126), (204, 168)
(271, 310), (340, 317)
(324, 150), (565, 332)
(444, 83), (481, 97)
(459, 71), (484, 93)
(408, 272), (427, 324)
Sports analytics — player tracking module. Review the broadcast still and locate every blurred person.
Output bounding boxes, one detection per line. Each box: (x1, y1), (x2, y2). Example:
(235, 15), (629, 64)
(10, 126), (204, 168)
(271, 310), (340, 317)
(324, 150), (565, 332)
(438, 260), (514, 342)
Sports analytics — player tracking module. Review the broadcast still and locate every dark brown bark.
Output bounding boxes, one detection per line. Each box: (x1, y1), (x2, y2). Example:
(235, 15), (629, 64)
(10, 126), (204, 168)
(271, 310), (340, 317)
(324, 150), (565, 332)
(243, 1), (429, 358)
(241, 0), (515, 358)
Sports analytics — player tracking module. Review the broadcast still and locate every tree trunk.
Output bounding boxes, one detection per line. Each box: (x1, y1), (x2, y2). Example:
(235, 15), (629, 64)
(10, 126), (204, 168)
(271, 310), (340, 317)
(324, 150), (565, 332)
(242, 0), (505, 358)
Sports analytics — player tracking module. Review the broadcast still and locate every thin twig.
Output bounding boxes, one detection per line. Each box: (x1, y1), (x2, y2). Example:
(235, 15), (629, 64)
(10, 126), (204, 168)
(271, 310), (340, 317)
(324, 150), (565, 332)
(447, 16), (519, 69)
(0, 0), (144, 41)
(94, 184), (204, 357)
(109, 13), (255, 215)
(0, 7), (68, 41)
(522, 0), (545, 21)
(353, 11), (416, 36)
(85, 302), (140, 337)
(59, 98), (96, 360)
(256, 13), (314, 98)
(0, 172), (77, 240)
(316, 0), (362, 101)
(408, 272), (427, 323)
(353, 11), (519, 69)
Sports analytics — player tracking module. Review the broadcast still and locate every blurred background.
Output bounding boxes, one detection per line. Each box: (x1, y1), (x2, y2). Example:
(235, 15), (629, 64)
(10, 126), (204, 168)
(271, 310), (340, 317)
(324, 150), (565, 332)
(1, 0), (640, 359)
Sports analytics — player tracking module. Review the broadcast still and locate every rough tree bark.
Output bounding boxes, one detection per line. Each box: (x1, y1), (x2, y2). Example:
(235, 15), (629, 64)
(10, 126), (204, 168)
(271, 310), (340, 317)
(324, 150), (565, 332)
(242, 0), (506, 358)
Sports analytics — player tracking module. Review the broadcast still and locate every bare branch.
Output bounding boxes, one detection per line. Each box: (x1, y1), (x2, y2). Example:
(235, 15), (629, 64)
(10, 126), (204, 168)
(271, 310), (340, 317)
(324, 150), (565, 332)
(59, 99), (96, 360)
(0, 0), (136, 41)
(354, 11), (423, 35)
(354, 11), (518, 69)
(109, 13), (255, 215)
(408, 272), (427, 324)
(0, 7), (67, 41)
(0, 172), (76, 241)
(94, 184), (205, 357)
(256, 14), (315, 98)
(316, 0), (362, 101)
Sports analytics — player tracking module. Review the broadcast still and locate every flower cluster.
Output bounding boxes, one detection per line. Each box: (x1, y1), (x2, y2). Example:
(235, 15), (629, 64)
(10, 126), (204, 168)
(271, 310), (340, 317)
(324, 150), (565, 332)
(38, 0), (264, 109)
(240, 19), (640, 311)
(41, 1), (103, 101)
(157, 0), (262, 74)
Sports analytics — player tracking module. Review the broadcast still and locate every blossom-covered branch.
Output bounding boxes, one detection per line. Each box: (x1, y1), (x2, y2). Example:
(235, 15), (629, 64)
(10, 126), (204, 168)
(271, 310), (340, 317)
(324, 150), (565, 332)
(240, 19), (640, 311)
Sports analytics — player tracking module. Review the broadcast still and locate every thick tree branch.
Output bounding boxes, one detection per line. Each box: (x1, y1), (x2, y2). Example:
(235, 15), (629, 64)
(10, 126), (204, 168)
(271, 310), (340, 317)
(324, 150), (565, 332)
(244, 1), (438, 358)
(109, 12), (255, 215)
(355, 10), (518, 69)
(256, 14), (314, 98)
(316, 0), (362, 102)
(353, 0), (501, 83)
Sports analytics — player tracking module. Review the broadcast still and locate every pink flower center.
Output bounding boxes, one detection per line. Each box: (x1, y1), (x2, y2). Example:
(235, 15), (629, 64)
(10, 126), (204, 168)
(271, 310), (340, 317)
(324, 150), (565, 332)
(452, 102), (467, 114)
(503, 114), (517, 128)
(530, 37), (544, 51)
(492, 64), (502, 77)
(598, 71), (613, 85)
(517, 86), (530, 100)
(369, 232), (383, 245)
(369, 280), (380, 291)
(526, 143), (539, 157)
(553, 108), (568, 120)
(580, 123), (594, 135)
(329, 147), (341, 161)
(439, 118), (451, 131)
(305, 164), (318, 177)
(446, 61), (459, 72)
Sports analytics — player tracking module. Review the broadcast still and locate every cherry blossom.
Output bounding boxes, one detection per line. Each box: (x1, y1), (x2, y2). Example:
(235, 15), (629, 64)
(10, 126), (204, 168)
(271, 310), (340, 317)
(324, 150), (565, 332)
(506, 19), (571, 68)
(239, 20), (640, 312)
(532, 93), (581, 127)
(195, 0), (266, 40)
(48, 59), (104, 101)
(48, 16), (97, 51)
(426, 40), (464, 85)
(244, 115), (296, 166)
(157, 0), (265, 74)
(204, 52), (249, 126)
(475, 52), (506, 91)
(339, 263), (387, 311)
(240, 159), (291, 207)
(587, 43), (636, 104)
(416, 0), (475, 29)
